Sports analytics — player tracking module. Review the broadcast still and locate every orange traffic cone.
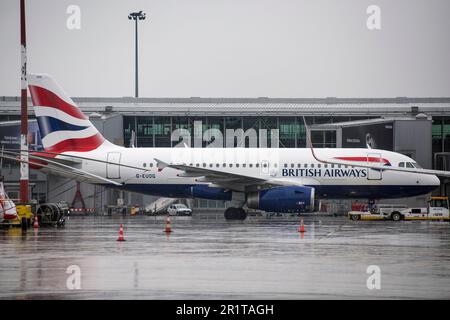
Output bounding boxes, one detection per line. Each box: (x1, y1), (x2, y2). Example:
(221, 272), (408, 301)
(164, 215), (172, 233)
(33, 216), (39, 229)
(298, 218), (305, 233)
(117, 224), (126, 241)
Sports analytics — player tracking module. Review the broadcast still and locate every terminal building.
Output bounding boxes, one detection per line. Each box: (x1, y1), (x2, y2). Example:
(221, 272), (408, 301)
(1, 96), (450, 213)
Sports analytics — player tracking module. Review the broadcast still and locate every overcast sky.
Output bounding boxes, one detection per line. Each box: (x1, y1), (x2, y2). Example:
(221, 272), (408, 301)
(1, 0), (449, 98)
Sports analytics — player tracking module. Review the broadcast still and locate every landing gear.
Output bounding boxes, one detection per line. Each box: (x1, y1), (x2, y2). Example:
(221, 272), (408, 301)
(224, 207), (247, 220)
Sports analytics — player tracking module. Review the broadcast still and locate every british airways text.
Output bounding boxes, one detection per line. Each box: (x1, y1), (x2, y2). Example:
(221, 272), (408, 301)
(282, 168), (368, 178)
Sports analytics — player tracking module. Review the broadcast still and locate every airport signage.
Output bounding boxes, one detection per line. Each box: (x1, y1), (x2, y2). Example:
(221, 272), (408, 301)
(342, 122), (393, 150)
(0, 121), (42, 150)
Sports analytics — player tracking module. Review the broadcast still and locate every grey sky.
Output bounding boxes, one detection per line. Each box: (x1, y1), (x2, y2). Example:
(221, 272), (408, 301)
(1, 0), (450, 98)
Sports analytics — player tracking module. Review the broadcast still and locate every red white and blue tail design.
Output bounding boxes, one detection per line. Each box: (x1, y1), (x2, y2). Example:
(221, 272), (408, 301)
(28, 74), (112, 154)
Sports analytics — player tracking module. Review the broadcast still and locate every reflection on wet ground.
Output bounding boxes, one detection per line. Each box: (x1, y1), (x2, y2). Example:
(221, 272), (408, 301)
(1, 214), (449, 299)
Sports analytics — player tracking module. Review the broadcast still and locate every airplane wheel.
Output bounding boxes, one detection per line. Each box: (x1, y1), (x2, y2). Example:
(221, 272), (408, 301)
(238, 208), (247, 220)
(224, 208), (247, 220)
(351, 215), (360, 221)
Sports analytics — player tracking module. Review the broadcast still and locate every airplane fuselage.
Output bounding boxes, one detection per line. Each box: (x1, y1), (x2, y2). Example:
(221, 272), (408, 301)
(70, 147), (440, 200)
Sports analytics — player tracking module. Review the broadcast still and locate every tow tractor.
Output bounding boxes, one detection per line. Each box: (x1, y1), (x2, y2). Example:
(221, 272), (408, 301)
(348, 196), (450, 221)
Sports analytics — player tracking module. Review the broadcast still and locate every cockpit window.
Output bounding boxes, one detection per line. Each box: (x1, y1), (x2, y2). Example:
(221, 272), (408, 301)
(399, 162), (405, 168)
(412, 162), (422, 169)
(406, 162), (414, 168)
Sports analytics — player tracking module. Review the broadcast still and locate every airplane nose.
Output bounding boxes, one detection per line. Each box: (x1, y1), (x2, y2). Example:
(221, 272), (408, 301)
(431, 175), (441, 187)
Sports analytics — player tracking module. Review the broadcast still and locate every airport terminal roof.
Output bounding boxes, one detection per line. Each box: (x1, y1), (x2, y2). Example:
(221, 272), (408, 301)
(1, 96), (450, 117)
(309, 117), (425, 129)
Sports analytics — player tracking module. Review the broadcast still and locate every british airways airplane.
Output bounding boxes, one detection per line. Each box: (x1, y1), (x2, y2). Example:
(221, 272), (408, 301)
(7, 73), (446, 220)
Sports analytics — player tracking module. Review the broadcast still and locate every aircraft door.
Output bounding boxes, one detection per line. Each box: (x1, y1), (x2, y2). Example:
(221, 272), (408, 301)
(261, 160), (270, 175)
(367, 153), (382, 180)
(107, 152), (121, 179)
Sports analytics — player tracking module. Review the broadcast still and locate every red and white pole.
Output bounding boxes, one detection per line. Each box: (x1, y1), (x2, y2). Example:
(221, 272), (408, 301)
(19, 0), (29, 203)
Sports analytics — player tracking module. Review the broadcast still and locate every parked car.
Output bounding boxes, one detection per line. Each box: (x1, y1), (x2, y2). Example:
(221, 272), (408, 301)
(167, 204), (192, 216)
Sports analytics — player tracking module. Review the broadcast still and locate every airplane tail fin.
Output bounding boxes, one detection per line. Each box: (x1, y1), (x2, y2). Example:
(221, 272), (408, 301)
(28, 74), (112, 153)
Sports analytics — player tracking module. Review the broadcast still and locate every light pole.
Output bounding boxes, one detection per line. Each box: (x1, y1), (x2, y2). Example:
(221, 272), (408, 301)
(128, 11), (146, 98)
(20, 0), (29, 203)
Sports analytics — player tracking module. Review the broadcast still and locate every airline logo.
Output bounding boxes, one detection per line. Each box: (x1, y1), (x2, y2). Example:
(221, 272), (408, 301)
(281, 156), (390, 178)
(29, 84), (104, 154)
(334, 156), (391, 166)
(282, 167), (368, 178)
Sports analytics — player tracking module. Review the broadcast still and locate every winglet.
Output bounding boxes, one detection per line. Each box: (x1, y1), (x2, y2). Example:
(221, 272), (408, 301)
(302, 116), (327, 164)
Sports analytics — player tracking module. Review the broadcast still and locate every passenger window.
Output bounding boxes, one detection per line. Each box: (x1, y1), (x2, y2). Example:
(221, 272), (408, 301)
(290, 163), (294, 168)
(209, 163), (213, 168)
(311, 164), (314, 168)
(284, 163), (288, 168)
(243, 164), (246, 168)
(249, 164), (253, 168)
(223, 163), (226, 167)
(229, 164), (233, 168)
(216, 163), (220, 168)
(203, 163), (206, 167)
(263, 163), (267, 168)
(143, 163), (146, 167)
(236, 164), (240, 168)
(274, 163), (278, 168)
(304, 163), (308, 168)
(256, 163), (259, 168)
(196, 163), (199, 167)
(318, 164), (321, 168)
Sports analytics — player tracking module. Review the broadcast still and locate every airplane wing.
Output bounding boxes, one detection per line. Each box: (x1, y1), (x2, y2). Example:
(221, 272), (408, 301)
(154, 158), (319, 192)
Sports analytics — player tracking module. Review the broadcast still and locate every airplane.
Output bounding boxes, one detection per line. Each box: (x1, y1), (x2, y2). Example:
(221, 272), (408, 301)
(2, 73), (447, 220)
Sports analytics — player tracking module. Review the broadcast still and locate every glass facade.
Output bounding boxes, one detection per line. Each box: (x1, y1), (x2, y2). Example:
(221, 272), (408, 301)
(279, 117), (306, 148)
(125, 115), (373, 149)
(311, 130), (336, 148)
(136, 116), (154, 147)
(123, 116), (135, 147)
(432, 116), (450, 169)
(154, 116), (171, 147)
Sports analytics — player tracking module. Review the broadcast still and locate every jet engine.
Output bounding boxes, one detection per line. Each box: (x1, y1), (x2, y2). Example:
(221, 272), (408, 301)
(246, 186), (315, 213)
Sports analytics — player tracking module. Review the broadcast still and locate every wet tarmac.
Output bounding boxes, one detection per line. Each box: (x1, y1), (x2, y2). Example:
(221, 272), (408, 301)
(0, 214), (450, 299)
